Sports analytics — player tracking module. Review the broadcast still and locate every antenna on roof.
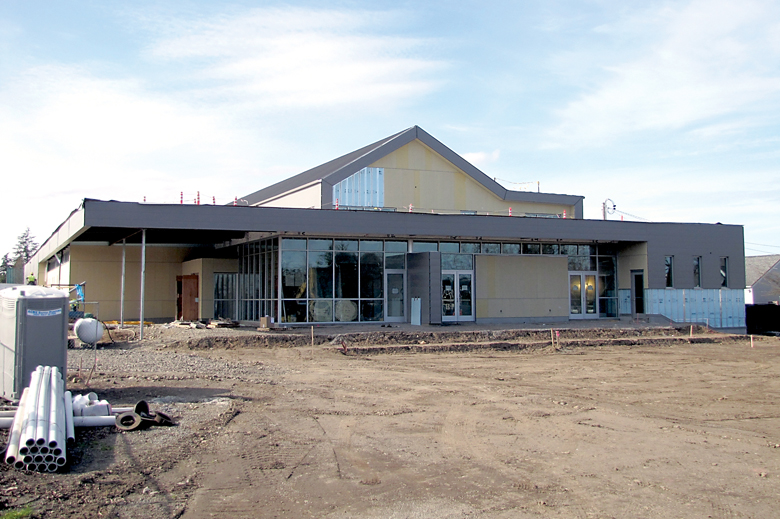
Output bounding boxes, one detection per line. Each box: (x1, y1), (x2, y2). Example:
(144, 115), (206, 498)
(602, 199), (616, 220)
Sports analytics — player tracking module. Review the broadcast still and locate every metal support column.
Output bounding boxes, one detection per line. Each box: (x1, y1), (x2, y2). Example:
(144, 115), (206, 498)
(120, 239), (126, 328)
(139, 230), (146, 341)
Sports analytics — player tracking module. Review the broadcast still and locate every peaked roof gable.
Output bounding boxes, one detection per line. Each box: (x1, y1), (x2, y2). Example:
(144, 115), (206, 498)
(746, 254), (780, 286)
(242, 125), (583, 209)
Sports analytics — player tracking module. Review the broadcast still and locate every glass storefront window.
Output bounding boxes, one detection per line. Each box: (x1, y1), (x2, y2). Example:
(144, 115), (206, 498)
(599, 298), (617, 318)
(568, 256), (597, 271)
(360, 252), (383, 299)
(542, 244), (559, 255)
(334, 252), (358, 298)
(334, 239), (358, 251)
(282, 238), (306, 250)
(598, 256), (615, 275)
(412, 241), (438, 252)
(501, 243), (520, 254)
(309, 300), (333, 322)
(361, 300), (383, 321)
(482, 243), (500, 254)
(309, 239), (333, 251)
(560, 244), (578, 256)
(334, 300), (359, 321)
(307, 251), (333, 298)
(522, 243), (541, 254)
(439, 242), (459, 253)
(360, 240), (383, 251)
(460, 243), (480, 254)
(281, 251), (306, 298)
(386, 253), (405, 269)
(442, 254), (473, 270)
(282, 300), (307, 322)
(385, 241), (408, 253)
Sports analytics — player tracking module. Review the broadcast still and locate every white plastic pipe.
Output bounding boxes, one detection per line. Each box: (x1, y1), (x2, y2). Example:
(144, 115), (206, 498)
(34, 367), (52, 446)
(4, 387), (29, 465)
(64, 390), (75, 445)
(48, 370), (59, 449)
(23, 367), (43, 447)
(0, 410), (18, 417)
(48, 369), (66, 452)
(73, 416), (118, 427)
(0, 417), (13, 428)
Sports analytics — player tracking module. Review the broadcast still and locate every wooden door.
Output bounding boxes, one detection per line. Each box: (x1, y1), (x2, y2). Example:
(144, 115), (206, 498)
(177, 274), (199, 321)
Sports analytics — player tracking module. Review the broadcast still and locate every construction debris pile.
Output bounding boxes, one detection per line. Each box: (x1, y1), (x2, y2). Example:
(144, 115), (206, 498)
(3, 365), (175, 473)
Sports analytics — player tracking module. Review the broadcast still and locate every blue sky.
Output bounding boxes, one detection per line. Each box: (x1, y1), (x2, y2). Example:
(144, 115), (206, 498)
(1, 0), (778, 259)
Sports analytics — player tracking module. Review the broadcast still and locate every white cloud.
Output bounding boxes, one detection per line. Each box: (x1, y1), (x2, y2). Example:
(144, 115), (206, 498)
(462, 149), (500, 167)
(0, 64), (263, 254)
(545, 0), (780, 147)
(144, 7), (447, 109)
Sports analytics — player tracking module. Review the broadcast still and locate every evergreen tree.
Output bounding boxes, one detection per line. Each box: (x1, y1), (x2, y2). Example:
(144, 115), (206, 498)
(0, 253), (10, 283)
(13, 228), (38, 264)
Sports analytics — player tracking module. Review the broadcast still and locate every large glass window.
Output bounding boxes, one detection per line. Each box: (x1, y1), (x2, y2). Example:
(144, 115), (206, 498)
(214, 273), (237, 320)
(238, 238), (279, 322)
(360, 252), (383, 299)
(385, 241), (408, 253)
(693, 256), (701, 288)
(441, 254), (473, 270)
(501, 243), (520, 254)
(335, 252), (358, 298)
(273, 238), (404, 323)
(307, 251), (333, 298)
(412, 241), (438, 252)
(282, 251), (306, 298)
(664, 256), (674, 288)
(720, 257), (729, 287)
(385, 253), (405, 269)
(482, 243), (500, 254)
(522, 243), (541, 255)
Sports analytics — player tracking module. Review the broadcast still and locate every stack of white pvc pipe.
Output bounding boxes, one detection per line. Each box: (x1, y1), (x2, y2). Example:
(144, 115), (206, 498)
(4, 366), (71, 472)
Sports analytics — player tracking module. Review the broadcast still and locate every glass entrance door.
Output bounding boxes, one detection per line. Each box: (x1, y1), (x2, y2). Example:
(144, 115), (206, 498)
(442, 270), (475, 322)
(569, 272), (598, 319)
(385, 271), (405, 322)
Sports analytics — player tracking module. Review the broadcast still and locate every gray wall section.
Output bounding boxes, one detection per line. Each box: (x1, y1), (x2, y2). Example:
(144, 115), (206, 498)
(78, 200), (746, 291)
(642, 224), (745, 290)
(408, 252), (442, 325)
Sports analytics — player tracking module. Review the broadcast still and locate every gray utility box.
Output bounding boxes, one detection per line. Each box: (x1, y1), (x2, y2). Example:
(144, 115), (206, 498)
(0, 286), (68, 401)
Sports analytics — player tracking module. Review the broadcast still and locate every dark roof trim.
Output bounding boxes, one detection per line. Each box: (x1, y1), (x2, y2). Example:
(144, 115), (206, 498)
(79, 199), (740, 245)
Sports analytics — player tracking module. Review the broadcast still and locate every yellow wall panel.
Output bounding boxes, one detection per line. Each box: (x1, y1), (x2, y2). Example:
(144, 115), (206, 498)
(475, 255), (568, 319)
(617, 243), (648, 289)
(373, 140), (574, 216)
(69, 244), (192, 321)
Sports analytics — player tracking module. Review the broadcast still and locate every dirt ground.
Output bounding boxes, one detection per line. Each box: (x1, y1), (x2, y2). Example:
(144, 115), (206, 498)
(1, 323), (779, 518)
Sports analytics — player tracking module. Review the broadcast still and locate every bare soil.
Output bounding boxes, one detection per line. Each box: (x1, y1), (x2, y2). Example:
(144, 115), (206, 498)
(1, 324), (778, 518)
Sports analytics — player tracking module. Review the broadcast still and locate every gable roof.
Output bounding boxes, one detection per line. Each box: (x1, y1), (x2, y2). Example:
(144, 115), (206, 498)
(746, 254), (780, 286)
(242, 125), (584, 210)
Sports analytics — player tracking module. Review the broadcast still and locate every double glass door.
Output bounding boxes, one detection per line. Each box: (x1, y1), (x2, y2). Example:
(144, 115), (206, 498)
(442, 271), (474, 322)
(569, 272), (598, 318)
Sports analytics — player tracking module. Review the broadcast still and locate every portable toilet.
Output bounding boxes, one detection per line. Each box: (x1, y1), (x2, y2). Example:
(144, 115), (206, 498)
(0, 286), (68, 400)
